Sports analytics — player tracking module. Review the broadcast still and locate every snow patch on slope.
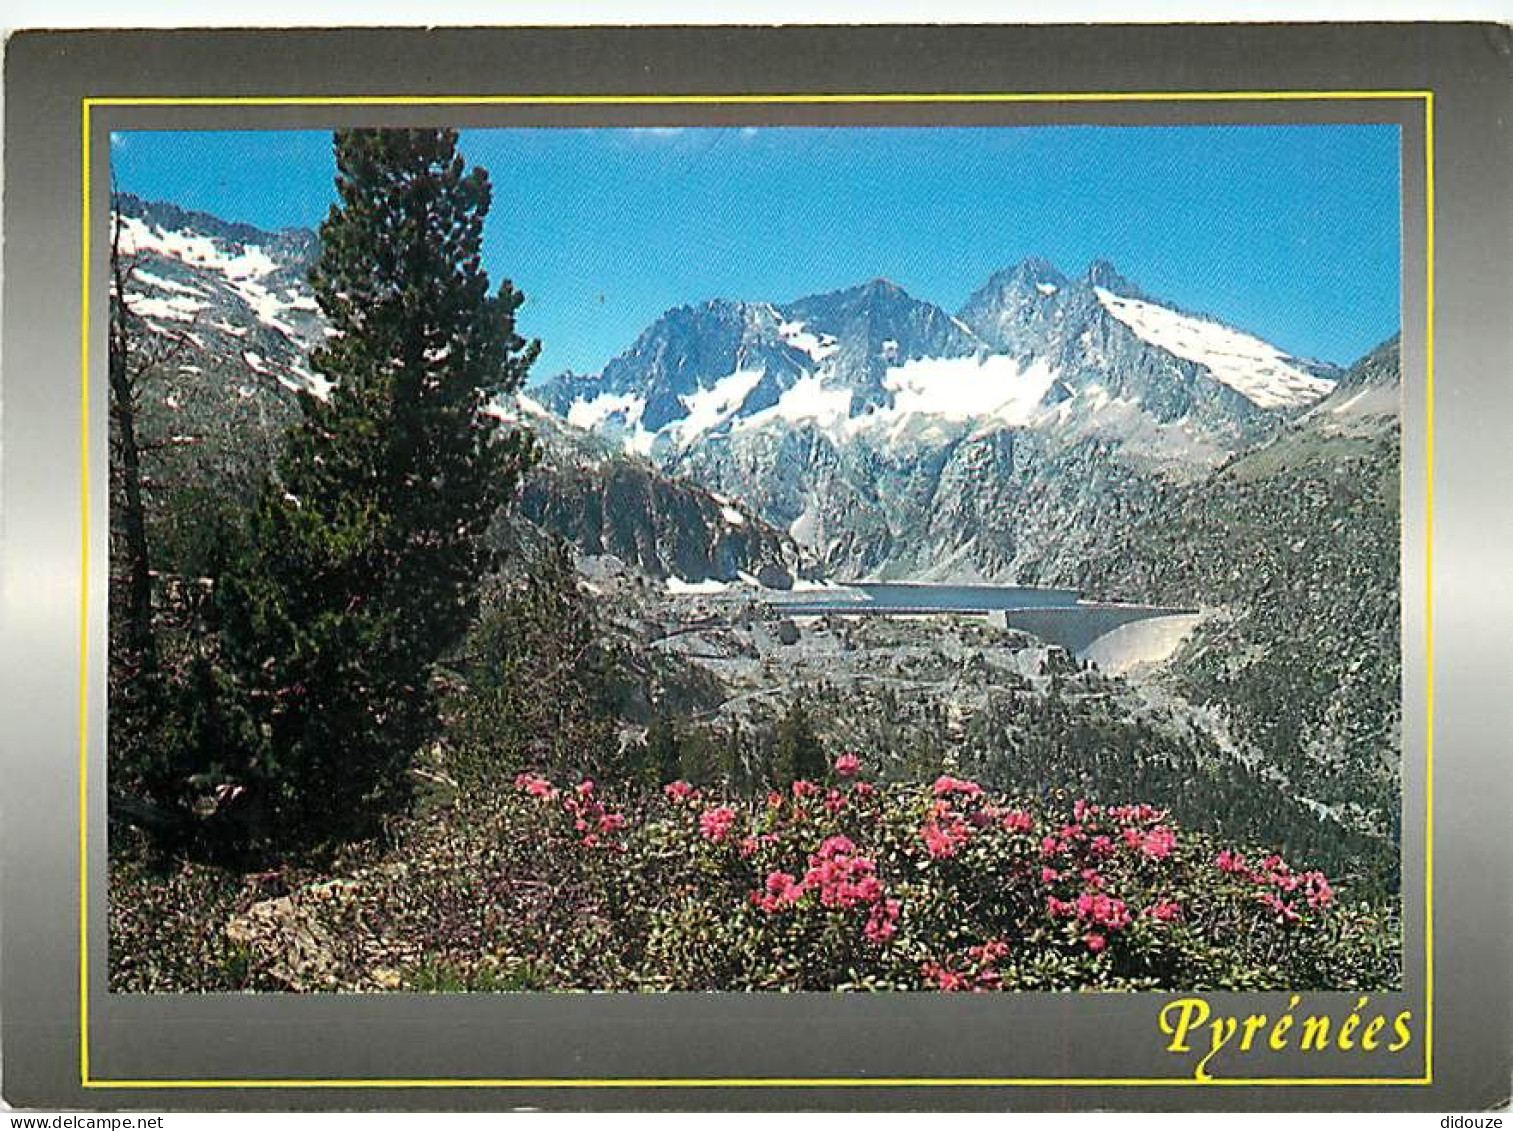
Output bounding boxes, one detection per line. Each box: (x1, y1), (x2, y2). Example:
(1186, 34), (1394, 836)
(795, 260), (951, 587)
(1094, 287), (1334, 410)
(879, 354), (1059, 429)
(777, 319), (839, 363)
(566, 391), (658, 456)
(670, 367), (766, 444)
(740, 374), (854, 433)
(117, 214), (313, 338)
(125, 293), (208, 322)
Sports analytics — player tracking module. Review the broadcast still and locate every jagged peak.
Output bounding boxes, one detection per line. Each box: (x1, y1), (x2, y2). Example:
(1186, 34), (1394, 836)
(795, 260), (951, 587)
(789, 275), (922, 309)
(1083, 258), (1140, 296)
(994, 256), (1069, 289)
(110, 191), (314, 250)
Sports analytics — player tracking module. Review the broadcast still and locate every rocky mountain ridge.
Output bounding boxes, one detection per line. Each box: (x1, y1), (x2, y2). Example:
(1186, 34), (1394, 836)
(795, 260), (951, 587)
(110, 193), (807, 585)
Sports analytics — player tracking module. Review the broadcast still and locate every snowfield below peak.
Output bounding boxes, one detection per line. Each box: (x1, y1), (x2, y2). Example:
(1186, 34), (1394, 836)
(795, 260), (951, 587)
(1094, 287), (1335, 410)
(880, 354), (1059, 430)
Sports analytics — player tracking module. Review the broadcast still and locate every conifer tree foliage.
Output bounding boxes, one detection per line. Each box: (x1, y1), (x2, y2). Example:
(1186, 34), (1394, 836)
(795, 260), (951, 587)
(773, 700), (826, 785)
(212, 128), (538, 847)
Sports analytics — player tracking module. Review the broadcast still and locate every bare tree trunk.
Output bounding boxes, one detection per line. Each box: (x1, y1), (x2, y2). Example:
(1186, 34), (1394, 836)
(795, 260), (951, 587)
(108, 210), (157, 679)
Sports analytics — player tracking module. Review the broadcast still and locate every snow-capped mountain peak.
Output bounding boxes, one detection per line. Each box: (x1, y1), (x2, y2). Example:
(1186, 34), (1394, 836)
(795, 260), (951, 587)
(1092, 286), (1335, 410)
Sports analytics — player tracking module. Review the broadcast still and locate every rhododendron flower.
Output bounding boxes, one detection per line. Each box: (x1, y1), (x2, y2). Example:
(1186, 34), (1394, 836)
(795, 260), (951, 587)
(514, 772), (557, 800)
(863, 897), (901, 943)
(699, 805), (737, 842)
(663, 780), (697, 802)
(1090, 835), (1115, 858)
(1216, 849), (1247, 874)
(1084, 932), (1107, 953)
(852, 780), (877, 797)
(792, 779), (820, 798)
(1074, 891), (1131, 930)
(1147, 900), (1182, 922)
(1139, 826), (1177, 860)
(921, 818), (970, 859)
(597, 812), (626, 834)
(1073, 798), (1100, 822)
(973, 968), (1003, 991)
(921, 960), (966, 992)
(834, 752), (860, 777)
(932, 774), (982, 798)
(753, 870), (806, 912)
(1041, 867), (1060, 883)
(823, 789), (847, 814)
(1303, 871), (1334, 908)
(766, 790), (784, 808)
(804, 841), (883, 908)
(576, 779), (595, 797)
(1000, 809), (1033, 833)
(968, 938), (1011, 964)
(1040, 835), (1063, 857)
(1046, 895), (1074, 917)
(1109, 803), (1165, 825)
(1260, 891), (1301, 923)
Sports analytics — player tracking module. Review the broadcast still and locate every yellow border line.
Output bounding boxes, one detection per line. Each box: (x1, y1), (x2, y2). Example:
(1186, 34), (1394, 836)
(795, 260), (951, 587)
(1421, 89), (1436, 1088)
(80, 89), (1434, 1092)
(89, 1076), (1430, 1090)
(79, 89), (95, 1091)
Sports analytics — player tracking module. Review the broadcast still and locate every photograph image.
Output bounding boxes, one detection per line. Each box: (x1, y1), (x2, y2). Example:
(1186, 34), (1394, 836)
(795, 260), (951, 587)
(102, 121), (1405, 997)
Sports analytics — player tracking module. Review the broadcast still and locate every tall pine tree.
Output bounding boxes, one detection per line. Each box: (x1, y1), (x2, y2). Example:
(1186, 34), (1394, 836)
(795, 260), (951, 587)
(213, 129), (537, 847)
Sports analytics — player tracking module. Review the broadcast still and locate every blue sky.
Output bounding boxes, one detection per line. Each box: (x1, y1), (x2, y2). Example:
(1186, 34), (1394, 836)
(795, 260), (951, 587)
(111, 124), (1400, 377)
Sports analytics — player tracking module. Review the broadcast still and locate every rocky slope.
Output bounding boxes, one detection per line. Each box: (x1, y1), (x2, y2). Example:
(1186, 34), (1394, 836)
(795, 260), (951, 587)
(110, 193), (806, 584)
(1057, 336), (1403, 890)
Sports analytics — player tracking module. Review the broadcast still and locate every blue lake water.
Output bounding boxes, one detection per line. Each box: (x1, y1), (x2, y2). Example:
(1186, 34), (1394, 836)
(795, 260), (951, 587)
(771, 581), (1082, 613)
(851, 582), (1081, 610)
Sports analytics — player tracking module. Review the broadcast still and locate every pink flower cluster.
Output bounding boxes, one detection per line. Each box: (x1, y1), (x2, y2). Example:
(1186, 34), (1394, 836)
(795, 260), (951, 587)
(834, 752), (861, 777)
(806, 836), (883, 908)
(932, 774), (983, 798)
(920, 811), (973, 859)
(663, 780), (699, 802)
(1037, 799), (1179, 868)
(922, 937), (1011, 992)
(918, 779), (988, 859)
(1216, 850), (1334, 922)
(517, 773), (624, 848)
(1047, 890), (1128, 926)
(748, 834), (900, 944)
(514, 772), (557, 800)
(699, 805), (737, 843)
(1130, 824), (1178, 860)
(1047, 886), (1135, 952)
(753, 869), (806, 912)
(739, 831), (781, 858)
(999, 808), (1033, 833)
(562, 779), (626, 848)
